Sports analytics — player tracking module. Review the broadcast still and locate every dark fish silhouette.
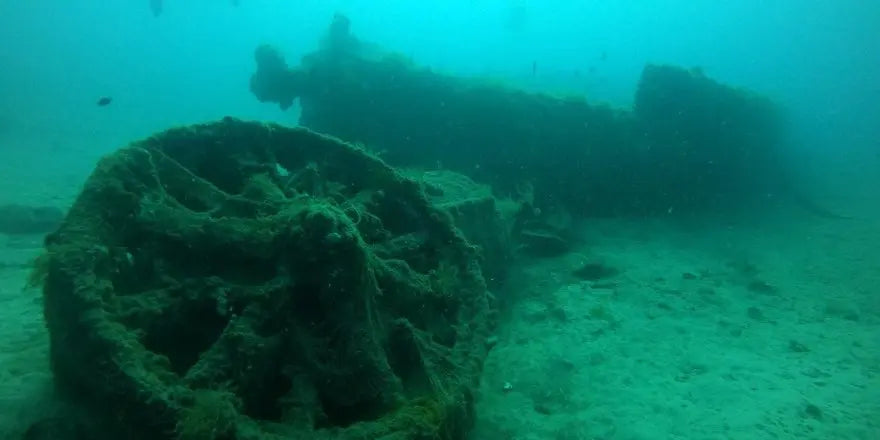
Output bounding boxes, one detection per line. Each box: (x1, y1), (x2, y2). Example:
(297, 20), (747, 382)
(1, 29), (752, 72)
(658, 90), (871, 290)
(150, 0), (162, 17)
(96, 97), (112, 106)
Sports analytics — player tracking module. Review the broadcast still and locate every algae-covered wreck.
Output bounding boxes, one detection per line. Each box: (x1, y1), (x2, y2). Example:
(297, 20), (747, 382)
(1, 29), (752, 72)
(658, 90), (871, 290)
(35, 118), (496, 439)
(251, 15), (784, 216)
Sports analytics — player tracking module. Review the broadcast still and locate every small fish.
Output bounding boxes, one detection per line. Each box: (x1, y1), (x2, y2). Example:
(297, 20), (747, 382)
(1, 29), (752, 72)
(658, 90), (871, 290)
(96, 97), (112, 106)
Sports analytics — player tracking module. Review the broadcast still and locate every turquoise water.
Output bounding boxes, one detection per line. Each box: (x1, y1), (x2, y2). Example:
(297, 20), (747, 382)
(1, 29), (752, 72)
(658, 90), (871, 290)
(1, 2), (877, 439)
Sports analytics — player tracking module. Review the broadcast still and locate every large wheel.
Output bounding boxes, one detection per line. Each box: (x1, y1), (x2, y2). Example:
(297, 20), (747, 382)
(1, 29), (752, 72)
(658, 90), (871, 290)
(38, 118), (493, 440)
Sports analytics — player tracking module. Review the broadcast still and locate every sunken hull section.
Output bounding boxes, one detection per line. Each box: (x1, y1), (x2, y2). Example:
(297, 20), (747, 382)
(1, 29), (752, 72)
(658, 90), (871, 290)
(37, 118), (494, 439)
(251, 17), (783, 216)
